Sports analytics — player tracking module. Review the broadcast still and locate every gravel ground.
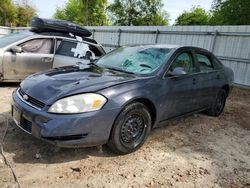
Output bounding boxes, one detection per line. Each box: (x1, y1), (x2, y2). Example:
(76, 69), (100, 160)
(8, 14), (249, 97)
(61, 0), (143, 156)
(0, 84), (249, 188)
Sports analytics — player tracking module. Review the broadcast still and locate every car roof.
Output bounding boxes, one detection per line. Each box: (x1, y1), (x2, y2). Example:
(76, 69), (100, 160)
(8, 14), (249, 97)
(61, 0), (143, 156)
(17, 30), (98, 44)
(124, 44), (212, 53)
(124, 44), (181, 49)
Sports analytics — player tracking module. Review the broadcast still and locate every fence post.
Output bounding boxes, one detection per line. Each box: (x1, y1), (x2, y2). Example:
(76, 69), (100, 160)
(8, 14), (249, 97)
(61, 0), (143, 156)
(155, 29), (160, 44)
(92, 29), (95, 40)
(117, 29), (122, 47)
(10, 27), (14, 33)
(211, 30), (218, 53)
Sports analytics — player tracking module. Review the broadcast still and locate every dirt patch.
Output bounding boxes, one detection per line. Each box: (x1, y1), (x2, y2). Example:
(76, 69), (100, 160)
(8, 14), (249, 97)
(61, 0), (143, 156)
(0, 85), (250, 188)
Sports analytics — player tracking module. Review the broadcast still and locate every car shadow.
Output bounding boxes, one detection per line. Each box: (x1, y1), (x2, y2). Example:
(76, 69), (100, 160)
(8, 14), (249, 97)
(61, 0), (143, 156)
(1, 118), (117, 164)
(1, 96), (247, 170)
(0, 112), (219, 165)
(1, 113), (205, 165)
(0, 82), (20, 88)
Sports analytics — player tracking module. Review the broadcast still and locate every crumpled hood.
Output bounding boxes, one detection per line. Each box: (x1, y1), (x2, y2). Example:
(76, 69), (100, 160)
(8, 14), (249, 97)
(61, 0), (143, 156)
(20, 65), (137, 104)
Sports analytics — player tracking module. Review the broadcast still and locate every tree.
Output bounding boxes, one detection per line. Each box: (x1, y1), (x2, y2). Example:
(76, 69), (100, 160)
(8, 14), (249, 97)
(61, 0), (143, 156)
(0, 0), (16, 26)
(107, 0), (138, 26)
(136, 0), (169, 25)
(15, 0), (37, 26)
(210, 0), (250, 25)
(175, 7), (210, 25)
(0, 0), (36, 27)
(107, 0), (169, 26)
(54, 0), (108, 26)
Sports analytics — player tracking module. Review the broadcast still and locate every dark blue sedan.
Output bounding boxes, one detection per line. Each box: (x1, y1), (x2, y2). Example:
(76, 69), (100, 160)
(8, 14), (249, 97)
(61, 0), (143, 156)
(12, 45), (234, 154)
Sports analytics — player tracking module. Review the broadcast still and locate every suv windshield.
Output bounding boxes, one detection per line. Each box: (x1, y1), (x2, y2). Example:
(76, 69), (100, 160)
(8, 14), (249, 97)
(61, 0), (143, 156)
(0, 32), (31, 48)
(96, 46), (172, 75)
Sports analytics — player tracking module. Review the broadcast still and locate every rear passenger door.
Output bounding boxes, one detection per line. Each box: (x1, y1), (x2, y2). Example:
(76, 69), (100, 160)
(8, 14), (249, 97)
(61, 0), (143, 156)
(194, 51), (222, 108)
(53, 39), (103, 68)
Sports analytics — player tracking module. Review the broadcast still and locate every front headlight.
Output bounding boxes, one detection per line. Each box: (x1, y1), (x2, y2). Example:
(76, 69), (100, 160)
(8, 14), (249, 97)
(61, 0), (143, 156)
(48, 93), (107, 114)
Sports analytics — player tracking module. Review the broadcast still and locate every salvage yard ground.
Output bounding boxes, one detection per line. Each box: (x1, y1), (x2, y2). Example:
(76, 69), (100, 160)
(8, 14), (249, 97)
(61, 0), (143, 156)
(0, 84), (249, 188)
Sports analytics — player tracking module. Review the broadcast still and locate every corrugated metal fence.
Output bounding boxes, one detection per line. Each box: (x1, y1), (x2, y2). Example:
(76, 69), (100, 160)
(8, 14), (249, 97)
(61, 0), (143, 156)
(1, 25), (250, 87)
(0, 27), (28, 37)
(86, 26), (250, 87)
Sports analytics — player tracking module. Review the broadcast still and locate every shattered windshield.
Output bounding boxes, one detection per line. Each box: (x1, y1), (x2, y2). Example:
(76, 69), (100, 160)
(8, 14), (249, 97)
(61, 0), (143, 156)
(96, 46), (172, 75)
(0, 32), (30, 48)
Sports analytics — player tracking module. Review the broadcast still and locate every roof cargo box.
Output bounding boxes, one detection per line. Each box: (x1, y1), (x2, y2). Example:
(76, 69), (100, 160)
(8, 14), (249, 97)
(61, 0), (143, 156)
(30, 17), (92, 37)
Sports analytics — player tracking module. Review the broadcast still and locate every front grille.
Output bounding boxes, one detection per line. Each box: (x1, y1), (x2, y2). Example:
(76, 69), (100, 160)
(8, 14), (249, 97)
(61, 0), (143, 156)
(20, 117), (32, 134)
(18, 88), (45, 109)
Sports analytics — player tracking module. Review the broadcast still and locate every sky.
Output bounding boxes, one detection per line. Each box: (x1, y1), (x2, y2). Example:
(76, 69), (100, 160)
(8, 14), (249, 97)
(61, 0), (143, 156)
(163, 0), (214, 24)
(30, 0), (214, 25)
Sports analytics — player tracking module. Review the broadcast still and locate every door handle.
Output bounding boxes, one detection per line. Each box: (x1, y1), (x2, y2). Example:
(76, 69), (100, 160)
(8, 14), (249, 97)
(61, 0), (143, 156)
(41, 57), (52, 63)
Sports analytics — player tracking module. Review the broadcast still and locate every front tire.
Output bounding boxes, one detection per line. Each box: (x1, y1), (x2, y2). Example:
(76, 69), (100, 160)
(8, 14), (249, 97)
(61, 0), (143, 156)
(205, 89), (227, 116)
(108, 102), (152, 154)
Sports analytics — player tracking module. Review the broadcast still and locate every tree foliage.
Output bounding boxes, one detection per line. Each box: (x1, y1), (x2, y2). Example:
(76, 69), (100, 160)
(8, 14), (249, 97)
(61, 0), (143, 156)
(0, 0), (36, 27)
(175, 7), (210, 25)
(210, 0), (250, 25)
(54, 0), (108, 26)
(15, 0), (37, 26)
(107, 0), (169, 26)
(0, 0), (16, 26)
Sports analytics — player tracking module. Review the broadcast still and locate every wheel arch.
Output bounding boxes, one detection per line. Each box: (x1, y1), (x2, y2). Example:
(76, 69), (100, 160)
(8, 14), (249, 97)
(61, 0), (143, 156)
(120, 97), (157, 128)
(107, 97), (157, 153)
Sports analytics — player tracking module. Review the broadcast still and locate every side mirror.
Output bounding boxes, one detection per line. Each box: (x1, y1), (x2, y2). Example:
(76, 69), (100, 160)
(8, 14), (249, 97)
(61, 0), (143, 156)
(11, 46), (22, 53)
(169, 67), (187, 77)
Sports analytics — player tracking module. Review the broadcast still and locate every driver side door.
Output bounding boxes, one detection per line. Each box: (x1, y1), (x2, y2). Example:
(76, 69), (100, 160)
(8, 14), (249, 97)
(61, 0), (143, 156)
(3, 38), (54, 81)
(160, 50), (200, 120)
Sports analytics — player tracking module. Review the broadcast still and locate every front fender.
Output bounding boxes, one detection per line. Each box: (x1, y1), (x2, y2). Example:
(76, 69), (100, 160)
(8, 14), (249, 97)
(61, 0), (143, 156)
(99, 78), (156, 109)
(98, 77), (163, 125)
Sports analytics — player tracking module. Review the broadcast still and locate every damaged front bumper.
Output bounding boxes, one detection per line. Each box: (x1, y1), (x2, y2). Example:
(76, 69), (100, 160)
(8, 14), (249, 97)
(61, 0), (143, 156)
(11, 89), (120, 148)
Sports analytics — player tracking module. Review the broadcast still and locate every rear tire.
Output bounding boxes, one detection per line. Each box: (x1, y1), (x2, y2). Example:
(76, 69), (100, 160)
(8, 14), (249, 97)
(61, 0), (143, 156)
(205, 89), (227, 117)
(107, 102), (151, 154)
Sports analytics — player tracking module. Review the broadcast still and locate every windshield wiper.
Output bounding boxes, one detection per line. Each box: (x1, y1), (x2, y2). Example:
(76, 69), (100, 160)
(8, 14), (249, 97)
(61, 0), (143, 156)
(104, 66), (134, 74)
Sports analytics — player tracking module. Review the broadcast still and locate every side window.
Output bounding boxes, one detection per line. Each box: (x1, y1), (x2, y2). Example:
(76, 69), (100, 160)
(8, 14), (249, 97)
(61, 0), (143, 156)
(169, 52), (196, 74)
(56, 40), (77, 57)
(213, 57), (223, 69)
(197, 54), (214, 72)
(56, 39), (62, 50)
(19, 38), (52, 54)
(56, 40), (99, 60)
